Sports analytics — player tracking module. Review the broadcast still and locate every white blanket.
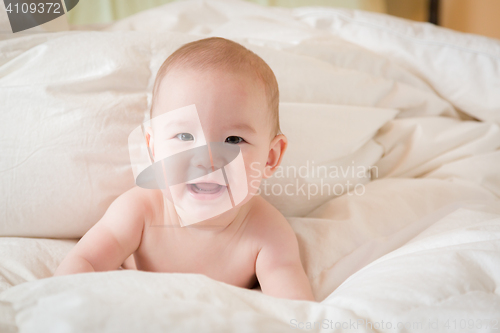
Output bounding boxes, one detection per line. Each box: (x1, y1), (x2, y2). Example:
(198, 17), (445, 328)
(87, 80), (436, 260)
(1, 200), (500, 332)
(1, 0), (499, 332)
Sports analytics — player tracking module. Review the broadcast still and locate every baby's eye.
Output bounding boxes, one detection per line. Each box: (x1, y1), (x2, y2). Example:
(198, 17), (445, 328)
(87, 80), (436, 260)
(225, 136), (245, 144)
(175, 133), (194, 141)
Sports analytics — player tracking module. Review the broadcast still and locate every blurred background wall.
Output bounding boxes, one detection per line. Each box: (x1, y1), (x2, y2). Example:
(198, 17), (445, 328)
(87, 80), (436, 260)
(65, 0), (388, 24)
(66, 0), (500, 40)
(440, 0), (500, 40)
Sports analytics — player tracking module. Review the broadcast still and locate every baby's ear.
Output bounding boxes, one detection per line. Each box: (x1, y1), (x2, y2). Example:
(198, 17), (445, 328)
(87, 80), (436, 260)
(264, 134), (287, 179)
(144, 126), (155, 162)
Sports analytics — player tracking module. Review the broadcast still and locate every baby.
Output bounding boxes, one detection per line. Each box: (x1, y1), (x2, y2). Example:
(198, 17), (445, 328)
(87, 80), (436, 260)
(55, 37), (314, 301)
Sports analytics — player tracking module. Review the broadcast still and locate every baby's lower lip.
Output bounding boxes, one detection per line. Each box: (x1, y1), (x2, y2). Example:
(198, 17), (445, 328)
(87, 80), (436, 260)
(187, 183), (226, 200)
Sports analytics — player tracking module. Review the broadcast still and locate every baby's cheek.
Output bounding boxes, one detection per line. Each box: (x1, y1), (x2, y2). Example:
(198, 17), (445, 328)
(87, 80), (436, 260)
(237, 147), (267, 194)
(243, 161), (262, 195)
(153, 143), (174, 161)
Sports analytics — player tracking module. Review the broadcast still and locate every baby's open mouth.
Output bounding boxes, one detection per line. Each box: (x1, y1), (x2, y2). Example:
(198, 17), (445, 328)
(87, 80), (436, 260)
(187, 182), (226, 200)
(189, 183), (223, 193)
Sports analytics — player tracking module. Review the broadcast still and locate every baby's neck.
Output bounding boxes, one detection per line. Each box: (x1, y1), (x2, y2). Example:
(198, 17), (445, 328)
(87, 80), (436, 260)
(161, 195), (254, 237)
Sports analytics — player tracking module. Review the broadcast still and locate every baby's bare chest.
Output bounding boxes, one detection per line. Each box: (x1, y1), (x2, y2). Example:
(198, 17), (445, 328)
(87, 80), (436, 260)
(134, 225), (259, 289)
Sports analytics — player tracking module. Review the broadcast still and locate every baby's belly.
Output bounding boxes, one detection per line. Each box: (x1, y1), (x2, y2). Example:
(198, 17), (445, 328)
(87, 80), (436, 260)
(132, 235), (258, 289)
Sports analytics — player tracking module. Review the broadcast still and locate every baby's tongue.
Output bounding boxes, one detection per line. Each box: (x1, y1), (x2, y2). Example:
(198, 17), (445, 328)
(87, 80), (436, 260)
(195, 183), (220, 191)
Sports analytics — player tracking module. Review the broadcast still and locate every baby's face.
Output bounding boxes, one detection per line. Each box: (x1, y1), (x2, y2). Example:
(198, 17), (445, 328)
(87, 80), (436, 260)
(148, 67), (274, 225)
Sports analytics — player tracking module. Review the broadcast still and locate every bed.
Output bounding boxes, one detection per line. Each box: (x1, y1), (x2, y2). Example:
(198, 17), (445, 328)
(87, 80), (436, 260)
(1, 0), (499, 332)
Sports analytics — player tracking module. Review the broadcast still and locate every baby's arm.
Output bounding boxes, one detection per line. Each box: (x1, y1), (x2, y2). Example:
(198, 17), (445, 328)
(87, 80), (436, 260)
(255, 214), (315, 301)
(54, 187), (147, 276)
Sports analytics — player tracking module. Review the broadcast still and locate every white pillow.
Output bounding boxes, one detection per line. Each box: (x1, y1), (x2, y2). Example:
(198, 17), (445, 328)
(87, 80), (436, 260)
(262, 103), (397, 216)
(0, 31), (163, 238)
(0, 28), (415, 237)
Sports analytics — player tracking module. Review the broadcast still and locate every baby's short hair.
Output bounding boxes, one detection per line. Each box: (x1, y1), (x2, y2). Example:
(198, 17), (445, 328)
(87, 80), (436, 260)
(150, 37), (280, 136)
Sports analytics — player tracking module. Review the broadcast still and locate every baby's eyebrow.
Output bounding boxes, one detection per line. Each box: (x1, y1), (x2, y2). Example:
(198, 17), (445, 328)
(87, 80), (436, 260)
(223, 123), (257, 134)
(157, 119), (196, 129)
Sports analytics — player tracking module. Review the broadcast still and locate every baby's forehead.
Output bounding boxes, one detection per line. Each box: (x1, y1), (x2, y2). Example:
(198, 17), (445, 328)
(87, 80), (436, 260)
(154, 65), (266, 106)
(161, 63), (264, 87)
(151, 63), (271, 132)
(151, 104), (200, 126)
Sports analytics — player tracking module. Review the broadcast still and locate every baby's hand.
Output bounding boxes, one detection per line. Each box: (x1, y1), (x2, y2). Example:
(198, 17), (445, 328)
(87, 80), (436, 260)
(255, 214), (315, 301)
(54, 187), (147, 276)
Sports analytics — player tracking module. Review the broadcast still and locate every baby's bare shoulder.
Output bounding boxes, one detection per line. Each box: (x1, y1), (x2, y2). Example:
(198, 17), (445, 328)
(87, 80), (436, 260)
(246, 195), (295, 244)
(111, 187), (162, 224)
(247, 196), (302, 271)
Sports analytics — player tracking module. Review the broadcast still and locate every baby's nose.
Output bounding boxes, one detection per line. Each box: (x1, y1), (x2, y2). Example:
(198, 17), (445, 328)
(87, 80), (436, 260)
(190, 145), (213, 172)
(163, 145), (212, 185)
(208, 142), (240, 170)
